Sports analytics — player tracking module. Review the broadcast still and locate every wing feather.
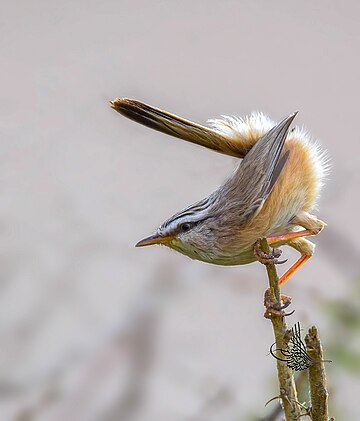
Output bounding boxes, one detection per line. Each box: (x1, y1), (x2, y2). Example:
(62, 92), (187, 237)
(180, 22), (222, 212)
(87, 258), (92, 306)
(223, 113), (296, 224)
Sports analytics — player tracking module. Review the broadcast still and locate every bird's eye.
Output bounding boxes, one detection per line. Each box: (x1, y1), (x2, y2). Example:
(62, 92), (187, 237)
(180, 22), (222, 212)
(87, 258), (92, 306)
(181, 223), (192, 232)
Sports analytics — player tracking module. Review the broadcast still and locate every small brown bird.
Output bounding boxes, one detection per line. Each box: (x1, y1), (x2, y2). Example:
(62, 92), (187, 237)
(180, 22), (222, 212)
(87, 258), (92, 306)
(110, 98), (328, 286)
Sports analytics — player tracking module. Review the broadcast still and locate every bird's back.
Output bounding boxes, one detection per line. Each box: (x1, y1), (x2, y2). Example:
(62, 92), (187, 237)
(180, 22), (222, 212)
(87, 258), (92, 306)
(210, 112), (329, 239)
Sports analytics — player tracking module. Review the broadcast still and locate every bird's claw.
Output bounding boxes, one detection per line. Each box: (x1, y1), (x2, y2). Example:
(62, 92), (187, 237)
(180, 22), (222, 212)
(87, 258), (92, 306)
(254, 241), (287, 265)
(263, 288), (294, 319)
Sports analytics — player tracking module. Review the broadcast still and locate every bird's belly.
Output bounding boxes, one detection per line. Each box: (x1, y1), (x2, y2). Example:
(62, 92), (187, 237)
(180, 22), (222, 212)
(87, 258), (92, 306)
(169, 241), (257, 266)
(193, 247), (257, 266)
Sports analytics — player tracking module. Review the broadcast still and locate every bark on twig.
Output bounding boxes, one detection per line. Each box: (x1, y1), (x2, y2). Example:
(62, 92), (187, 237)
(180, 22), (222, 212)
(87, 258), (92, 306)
(305, 326), (329, 421)
(259, 237), (301, 421)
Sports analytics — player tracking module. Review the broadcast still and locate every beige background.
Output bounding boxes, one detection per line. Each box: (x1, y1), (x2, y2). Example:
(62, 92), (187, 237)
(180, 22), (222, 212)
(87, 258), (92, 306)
(1, 1), (359, 420)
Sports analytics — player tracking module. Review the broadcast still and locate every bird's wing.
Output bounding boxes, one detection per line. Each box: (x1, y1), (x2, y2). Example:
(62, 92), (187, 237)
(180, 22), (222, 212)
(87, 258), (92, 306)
(110, 98), (246, 158)
(229, 113), (296, 223)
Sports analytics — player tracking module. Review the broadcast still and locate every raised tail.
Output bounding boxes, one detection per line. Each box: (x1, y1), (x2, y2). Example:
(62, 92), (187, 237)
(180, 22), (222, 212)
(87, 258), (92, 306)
(110, 98), (252, 158)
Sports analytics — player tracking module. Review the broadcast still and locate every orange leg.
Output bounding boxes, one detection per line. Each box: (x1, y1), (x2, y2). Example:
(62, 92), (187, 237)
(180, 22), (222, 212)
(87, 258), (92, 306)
(263, 214), (325, 286)
(266, 233), (316, 286)
(267, 230), (315, 245)
(278, 254), (311, 286)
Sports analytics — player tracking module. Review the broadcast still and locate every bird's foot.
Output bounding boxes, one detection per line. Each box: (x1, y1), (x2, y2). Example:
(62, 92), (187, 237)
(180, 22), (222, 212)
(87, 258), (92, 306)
(263, 288), (294, 319)
(254, 240), (287, 265)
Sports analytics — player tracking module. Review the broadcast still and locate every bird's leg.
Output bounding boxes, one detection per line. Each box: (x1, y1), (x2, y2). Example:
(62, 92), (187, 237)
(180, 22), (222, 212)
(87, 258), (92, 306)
(267, 212), (326, 245)
(266, 213), (326, 286)
(264, 288), (293, 318)
(254, 240), (287, 265)
(278, 254), (311, 286)
(274, 238), (315, 286)
(267, 230), (315, 244)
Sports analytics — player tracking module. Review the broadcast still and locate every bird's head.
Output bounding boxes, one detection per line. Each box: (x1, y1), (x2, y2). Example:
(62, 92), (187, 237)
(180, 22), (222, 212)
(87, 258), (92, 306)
(136, 198), (218, 261)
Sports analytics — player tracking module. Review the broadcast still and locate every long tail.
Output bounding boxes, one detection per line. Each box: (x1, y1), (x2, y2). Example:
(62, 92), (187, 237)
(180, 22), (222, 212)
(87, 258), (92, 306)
(110, 98), (250, 158)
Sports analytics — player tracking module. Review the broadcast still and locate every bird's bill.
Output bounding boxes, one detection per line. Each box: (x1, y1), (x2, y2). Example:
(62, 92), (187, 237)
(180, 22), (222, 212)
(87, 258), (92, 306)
(135, 233), (173, 247)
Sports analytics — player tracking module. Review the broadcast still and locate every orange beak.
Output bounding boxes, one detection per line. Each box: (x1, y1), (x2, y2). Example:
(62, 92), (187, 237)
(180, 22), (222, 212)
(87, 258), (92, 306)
(135, 233), (173, 247)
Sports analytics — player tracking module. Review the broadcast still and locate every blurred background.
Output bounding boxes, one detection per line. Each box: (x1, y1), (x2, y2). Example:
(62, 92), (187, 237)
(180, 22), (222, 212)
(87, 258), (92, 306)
(1, 1), (359, 420)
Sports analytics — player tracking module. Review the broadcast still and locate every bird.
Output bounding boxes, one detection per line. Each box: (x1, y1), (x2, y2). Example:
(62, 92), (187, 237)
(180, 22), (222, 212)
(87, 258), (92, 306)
(110, 98), (328, 289)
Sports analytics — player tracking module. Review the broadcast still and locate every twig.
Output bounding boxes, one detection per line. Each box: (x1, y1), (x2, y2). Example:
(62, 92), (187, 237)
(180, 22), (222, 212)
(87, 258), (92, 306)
(259, 237), (301, 421)
(305, 326), (329, 421)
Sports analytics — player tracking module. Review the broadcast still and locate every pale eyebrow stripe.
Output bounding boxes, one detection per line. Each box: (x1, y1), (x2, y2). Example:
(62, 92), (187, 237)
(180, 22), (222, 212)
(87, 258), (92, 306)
(163, 196), (215, 228)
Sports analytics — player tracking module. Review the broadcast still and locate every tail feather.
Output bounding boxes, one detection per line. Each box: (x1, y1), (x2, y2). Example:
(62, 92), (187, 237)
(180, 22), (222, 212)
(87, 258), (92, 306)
(110, 98), (245, 158)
